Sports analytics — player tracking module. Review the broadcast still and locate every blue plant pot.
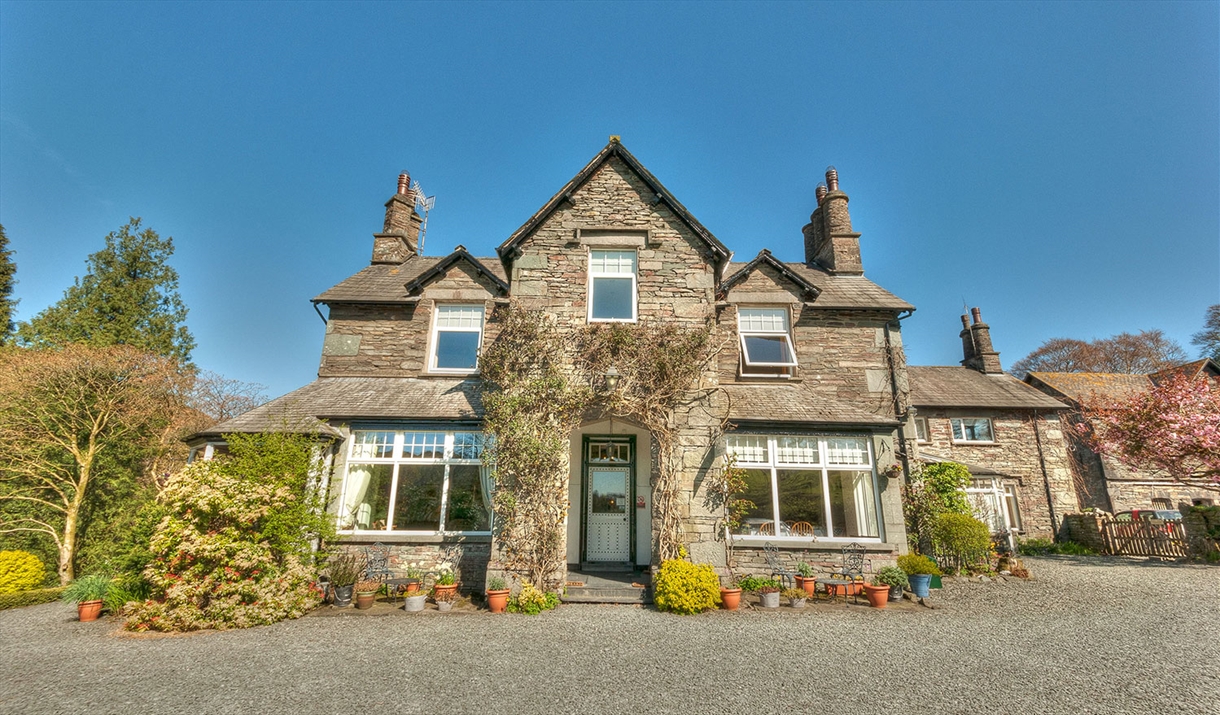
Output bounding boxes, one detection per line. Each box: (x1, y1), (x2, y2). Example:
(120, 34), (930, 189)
(908, 574), (932, 599)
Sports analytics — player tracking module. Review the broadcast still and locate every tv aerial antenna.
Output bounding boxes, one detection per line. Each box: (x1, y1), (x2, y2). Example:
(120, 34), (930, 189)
(411, 179), (437, 255)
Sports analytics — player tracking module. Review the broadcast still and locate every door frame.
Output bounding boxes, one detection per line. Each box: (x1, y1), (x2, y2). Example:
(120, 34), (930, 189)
(579, 434), (636, 566)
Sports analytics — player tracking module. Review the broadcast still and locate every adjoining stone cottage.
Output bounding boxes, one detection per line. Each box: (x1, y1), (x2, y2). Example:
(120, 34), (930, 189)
(191, 139), (1011, 594)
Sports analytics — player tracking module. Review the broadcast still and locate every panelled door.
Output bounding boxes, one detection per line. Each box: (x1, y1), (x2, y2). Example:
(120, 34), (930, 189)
(586, 466), (631, 562)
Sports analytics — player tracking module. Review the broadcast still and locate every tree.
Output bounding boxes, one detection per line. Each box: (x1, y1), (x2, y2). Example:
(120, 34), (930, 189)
(1079, 373), (1220, 488)
(0, 345), (186, 583)
(1011, 330), (1188, 378)
(1192, 305), (1220, 362)
(901, 461), (972, 553)
(16, 218), (195, 364)
(188, 370), (267, 422)
(0, 224), (16, 345)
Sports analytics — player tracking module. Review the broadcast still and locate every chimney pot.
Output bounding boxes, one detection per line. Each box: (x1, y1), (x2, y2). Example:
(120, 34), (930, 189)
(961, 314), (971, 330)
(971, 307), (982, 324)
(397, 172), (411, 196)
(825, 166), (839, 192)
(815, 183), (828, 206)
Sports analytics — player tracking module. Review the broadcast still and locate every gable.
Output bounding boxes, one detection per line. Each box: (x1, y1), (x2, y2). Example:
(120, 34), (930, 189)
(403, 247), (510, 300)
(720, 250), (818, 304)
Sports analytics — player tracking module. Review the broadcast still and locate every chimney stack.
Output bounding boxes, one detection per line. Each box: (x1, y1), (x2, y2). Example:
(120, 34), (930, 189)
(371, 171), (423, 264)
(961, 307), (1003, 373)
(802, 166), (863, 275)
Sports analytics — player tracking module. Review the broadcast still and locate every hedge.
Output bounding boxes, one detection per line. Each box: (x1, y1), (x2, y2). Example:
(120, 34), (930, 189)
(0, 587), (67, 611)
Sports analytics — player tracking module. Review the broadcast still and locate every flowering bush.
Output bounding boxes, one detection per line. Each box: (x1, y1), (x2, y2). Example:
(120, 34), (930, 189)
(653, 559), (722, 615)
(0, 551), (45, 594)
(125, 436), (329, 632)
(507, 581), (559, 615)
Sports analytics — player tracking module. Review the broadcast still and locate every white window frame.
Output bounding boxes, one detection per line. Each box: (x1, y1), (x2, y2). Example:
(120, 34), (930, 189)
(429, 304), (485, 374)
(1003, 484), (1023, 532)
(737, 307), (798, 377)
(966, 478), (1008, 533)
(914, 417), (930, 443)
(587, 249), (638, 323)
(724, 433), (884, 543)
(337, 429), (492, 536)
(951, 417), (995, 444)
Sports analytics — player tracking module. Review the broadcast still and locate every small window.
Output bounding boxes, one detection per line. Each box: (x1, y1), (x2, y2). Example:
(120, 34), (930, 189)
(1003, 484), (1023, 531)
(951, 417), (994, 443)
(588, 250), (637, 322)
(431, 305), (484, 372)
(588, 441), (630, 463)
(738, 308), (797, 377)
(914, 417), (929, 443)
(1151, 498), (1173, 510)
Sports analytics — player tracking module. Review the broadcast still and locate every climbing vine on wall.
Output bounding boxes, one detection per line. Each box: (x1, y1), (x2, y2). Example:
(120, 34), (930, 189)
(480, 305), (724, 591)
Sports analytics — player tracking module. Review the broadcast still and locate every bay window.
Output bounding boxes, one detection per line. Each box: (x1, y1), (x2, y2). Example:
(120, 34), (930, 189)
(725, 434), (882, 541)
(966, 478), (1022, 533)
(338, 429), (491, 534)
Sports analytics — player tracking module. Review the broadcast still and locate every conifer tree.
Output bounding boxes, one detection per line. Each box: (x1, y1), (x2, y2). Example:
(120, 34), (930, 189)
(0, 225), (16, 345)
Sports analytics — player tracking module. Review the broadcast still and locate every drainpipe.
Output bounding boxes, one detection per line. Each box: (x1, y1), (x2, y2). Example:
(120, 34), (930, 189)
(884, 311), (914, 480)
(312, 301), (328, 325)
(1032, 412), (1060, 539)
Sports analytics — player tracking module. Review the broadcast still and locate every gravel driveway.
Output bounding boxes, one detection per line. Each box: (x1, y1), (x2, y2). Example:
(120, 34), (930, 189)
(2, 556), (1217, 715)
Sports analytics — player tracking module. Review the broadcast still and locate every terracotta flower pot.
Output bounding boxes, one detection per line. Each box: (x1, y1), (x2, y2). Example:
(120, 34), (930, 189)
(404, 580), (421, 594)
(863, 583), (889, 608)
(433, 583), (458, 601)
(486, 589), (510, 614)
(795, 575), (817, 598)
(720, 587), (742, 611)
(77, 600), (103, 622)
(355, 592), (376, 610)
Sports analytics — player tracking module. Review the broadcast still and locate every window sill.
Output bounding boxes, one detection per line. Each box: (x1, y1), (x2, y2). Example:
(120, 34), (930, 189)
(733, 537), (895, 553)
(334, 532), (492, 544)
(951, 441), (998, 446)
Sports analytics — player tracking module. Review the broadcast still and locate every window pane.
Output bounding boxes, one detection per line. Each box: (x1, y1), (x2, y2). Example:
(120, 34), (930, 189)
(969, 486), (1006, 533)
(826, 437), (870, 466)
(590, 470), (628, 514)
(733, 469), (774, 535)
(452, 432), (484, 460)
(742, 335), (794, 365)
(915, 418), (928, 442)
(952, 418), (994, 442)
(341, 463), (393, 530)
(738, 308), (787, 332)
(828, 470), (880, 538)
(725, 435), (768, 464)
(352, 431), (395, 459)
(1004, 485), (1022, 530)
(401, 432), (446, 459)
(435, 305), (483, 329)
(776, 469), (826, 537)
(776, 437), (819, 465)
(445, 465), (490, 531)
(393, 464), (445, 530)
(590, 250), (636, 274)
(591, 276), (634, 320)
(435, 331), (480, 370)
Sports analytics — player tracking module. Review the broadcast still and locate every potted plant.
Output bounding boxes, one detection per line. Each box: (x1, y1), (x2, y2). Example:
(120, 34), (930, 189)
(863, 579), (890, 608)
(404, 589), (428, 612)
(719, 578), (742, 611)
(354, 579), (380, 610)
(326, 551), (363, 608)
(61, 574), (111, 622)
(782, 587), (807, 608)
(434, 587), (457, 612)
(794, 561), (816, 597)
(897, 553), (942, 599)
(706, 454), (753, 611)
(486, 576), (510, 614)
(739, 576), (781, 608)
(433, 567), (458, 601)
(875, 566), (909, 601)
(401, 563), (423, 594)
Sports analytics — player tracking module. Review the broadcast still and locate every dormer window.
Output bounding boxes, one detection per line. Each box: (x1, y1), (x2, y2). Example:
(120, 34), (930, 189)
(588, 250), (637, 322)
(430, 304), (484, 373)
(738, 307), (797, 377)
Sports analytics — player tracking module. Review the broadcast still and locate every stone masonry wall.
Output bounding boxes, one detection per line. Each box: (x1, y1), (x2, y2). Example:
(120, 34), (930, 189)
(333, 537), (492, 594)
(915, 410), (1078, 539)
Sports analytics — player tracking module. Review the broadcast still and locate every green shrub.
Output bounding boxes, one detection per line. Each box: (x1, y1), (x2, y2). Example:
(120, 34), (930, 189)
(0, 551), (46, 594)
(61, 574), (111, 604)
(932, 513), (992, 573)
(507, 582), (559, 615)
(897, 553), (942, 576)
(875, 566), (909, 589)
(1018, 538), (1096, 556)
(652, 559), (721, 615)
(0, 587), (66, 610)
(737, 575), (780, 593)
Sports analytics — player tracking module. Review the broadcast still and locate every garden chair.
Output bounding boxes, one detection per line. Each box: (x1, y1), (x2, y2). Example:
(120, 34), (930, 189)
(758, 522), (775, 536)
(790, 521), (815, 537)
(830, 542), (866, 602)
(763, 542), (797, 589)
(363, 542), (393, 596)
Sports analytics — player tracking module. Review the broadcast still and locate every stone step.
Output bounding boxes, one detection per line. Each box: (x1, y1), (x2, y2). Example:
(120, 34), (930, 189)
(562, 586), (652, 604)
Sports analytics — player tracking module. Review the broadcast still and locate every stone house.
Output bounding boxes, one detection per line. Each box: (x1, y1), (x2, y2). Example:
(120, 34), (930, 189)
(194, 139), (921, 595)
(1025, 359), (1220, 513)
(907, 309), (1078, 541)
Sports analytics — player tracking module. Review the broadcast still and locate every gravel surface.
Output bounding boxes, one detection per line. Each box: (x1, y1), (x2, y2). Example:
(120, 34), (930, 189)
(2, 556), (1217, 715)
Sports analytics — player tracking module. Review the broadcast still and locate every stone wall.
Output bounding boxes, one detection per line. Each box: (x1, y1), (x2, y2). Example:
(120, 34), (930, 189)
(332, 537), (492, 593)
(1060, 513), (1108, 553)
(1179, 504), (1220, 561)
(914, 410), (1078, 539)
(1107, 481), (1218, 513)
(732, 543), (898, 579)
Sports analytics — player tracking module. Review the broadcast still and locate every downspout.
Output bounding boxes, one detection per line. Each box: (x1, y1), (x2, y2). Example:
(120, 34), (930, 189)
(312, 300), (328, 325)
(1031, 412), (1060, 539)
(884, 310), (914, 480)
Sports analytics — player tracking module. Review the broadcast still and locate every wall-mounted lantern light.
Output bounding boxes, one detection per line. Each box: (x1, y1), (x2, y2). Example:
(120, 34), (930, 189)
(603, 366), (621, 392)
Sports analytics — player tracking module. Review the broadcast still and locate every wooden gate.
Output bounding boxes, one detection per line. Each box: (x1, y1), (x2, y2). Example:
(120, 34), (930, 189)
(1101, 519), (1187, 558)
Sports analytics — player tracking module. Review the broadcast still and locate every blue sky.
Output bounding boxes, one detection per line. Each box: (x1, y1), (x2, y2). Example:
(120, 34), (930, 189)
(1, 1), (1216, 398)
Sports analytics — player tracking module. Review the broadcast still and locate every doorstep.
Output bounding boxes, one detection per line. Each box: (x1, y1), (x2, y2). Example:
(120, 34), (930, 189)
(563, 570), (651, 604)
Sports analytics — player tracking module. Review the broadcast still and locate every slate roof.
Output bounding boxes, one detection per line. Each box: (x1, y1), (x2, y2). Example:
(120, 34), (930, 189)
(723, 260), (915, 311)
(1024, 372), (1152, 404)
(1148, 358), (1220, 385)
(723, 384), (899, 427)
(915, 451), (1012, 478)
(908, 366), (1066, 410)
(193, 377), (485, 438)
(720, 250), (820, 299)
(312, 254), (508, 304)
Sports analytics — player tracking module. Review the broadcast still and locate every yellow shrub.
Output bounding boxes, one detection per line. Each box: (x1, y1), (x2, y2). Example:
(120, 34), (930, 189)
(0, 551), (46, 594)
(653, 559), (721, 615)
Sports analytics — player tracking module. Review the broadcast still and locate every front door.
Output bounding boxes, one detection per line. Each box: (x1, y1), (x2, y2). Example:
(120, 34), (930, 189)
(586, 466), (631, 562)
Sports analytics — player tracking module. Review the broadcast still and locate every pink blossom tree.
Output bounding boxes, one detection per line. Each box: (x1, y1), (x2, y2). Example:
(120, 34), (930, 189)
(1079, 374), (1220, 488)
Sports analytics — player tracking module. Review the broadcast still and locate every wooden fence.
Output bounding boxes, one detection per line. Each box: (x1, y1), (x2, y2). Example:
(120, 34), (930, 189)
(1101, 519), (1187, 558)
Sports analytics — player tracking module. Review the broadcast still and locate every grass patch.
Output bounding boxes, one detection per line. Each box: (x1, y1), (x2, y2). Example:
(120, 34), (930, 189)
(1019, 538), (1097, 556)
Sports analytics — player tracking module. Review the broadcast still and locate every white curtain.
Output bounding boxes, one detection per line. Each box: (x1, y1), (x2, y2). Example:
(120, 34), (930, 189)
(342, 466), (374, 529)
